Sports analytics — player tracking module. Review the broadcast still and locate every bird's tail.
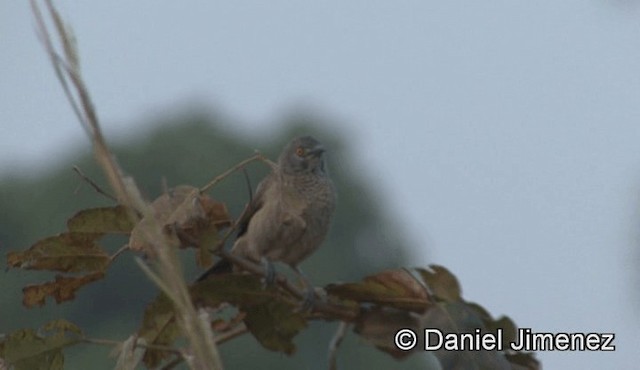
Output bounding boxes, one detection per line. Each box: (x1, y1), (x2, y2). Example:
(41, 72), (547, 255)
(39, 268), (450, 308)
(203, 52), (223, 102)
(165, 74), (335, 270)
(196, 258), (233, 281)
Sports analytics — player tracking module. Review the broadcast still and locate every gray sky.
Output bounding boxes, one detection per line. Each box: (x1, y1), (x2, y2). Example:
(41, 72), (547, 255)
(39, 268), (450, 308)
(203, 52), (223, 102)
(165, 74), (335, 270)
(3, 1), (640, 368)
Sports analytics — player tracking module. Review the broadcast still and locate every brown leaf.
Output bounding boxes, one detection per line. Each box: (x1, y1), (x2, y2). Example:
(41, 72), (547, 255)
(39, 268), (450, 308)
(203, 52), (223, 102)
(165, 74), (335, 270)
(129, 185), (231, 253)
(7, 233), (109, 273)
(416, 265), (462, 302)
(326, 269), (430, 312)
(22, 272), (105, 308)
(67, 205), (135, 234)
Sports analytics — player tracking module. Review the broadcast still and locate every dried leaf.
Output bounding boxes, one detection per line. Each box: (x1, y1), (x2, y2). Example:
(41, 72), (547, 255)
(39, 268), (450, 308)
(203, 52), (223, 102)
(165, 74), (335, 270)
(326, 269), (430, 312)
(129, 185), (231, 253)
(7, 232), (109, 273)
(67, 205), (135, 234)
(416, 265), (462, 302)
(22, 272), (105, 308)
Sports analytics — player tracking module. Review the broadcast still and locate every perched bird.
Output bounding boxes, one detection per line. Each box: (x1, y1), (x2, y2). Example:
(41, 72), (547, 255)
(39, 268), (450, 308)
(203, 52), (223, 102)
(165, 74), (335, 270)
(198, 136), (336, 299)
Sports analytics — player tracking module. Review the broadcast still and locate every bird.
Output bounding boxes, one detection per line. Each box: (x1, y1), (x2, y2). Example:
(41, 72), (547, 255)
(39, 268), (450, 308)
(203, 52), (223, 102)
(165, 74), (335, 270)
(197, 136), (336, 303)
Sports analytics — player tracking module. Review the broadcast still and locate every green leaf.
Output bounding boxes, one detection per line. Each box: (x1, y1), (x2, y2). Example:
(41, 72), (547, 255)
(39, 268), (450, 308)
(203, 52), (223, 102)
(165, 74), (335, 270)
(1, 320), (82, 370)
(42, 319), (83, 337)
(194, 274), (306, 354)
(191, 274), (275, 307)
(138, 294), (180, 369)
(67, 205), (135, 234)
(505, 352), (541, 370)
(243, 299), (306, 355)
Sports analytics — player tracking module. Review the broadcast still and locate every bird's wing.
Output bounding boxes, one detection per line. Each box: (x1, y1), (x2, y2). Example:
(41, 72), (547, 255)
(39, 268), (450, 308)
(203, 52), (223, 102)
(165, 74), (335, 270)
(235, 172), (274, 238)
(195, 172), (275, 281)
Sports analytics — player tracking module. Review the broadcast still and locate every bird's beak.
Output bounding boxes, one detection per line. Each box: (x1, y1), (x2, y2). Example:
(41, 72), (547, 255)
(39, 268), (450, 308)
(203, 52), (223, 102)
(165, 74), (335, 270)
(309, 146), (325, 157)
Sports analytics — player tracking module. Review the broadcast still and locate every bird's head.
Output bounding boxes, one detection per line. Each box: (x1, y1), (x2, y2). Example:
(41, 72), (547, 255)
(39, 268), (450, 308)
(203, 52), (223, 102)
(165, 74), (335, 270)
(279, 136), (327, 175)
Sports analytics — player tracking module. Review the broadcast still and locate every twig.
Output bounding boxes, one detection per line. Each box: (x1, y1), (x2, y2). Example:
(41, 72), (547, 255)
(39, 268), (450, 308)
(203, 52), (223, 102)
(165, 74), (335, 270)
(31, 2), (87, 135)
(158, 318), (249, 370)
(328, 322), (349, 370)
(33, 0), (133, 208)
(214, 323), (248, 345)
(200, 153), (274, 193)
(160, 355), (184, 370)
(72, 165), (117, 201)
(110, 244), (130, 262)
(206, 204), (247, 255)
(242, 168), (253, 204)
(82, 337), (182, 356)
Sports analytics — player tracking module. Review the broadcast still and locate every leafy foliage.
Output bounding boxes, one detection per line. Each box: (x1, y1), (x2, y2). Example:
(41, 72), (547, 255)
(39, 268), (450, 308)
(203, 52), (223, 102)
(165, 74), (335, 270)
(5, 187), (230, 310)
(131, 264), (538, 369)
(3, 182), (539, 369)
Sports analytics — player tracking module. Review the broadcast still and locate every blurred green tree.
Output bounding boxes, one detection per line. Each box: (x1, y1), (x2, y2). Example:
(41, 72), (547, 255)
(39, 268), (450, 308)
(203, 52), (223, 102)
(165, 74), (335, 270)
(0, 109), (429, 369)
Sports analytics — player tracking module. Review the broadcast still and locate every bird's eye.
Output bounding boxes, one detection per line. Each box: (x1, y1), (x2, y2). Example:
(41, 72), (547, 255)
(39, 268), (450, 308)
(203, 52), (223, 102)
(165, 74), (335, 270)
(295, 147), (305, 157)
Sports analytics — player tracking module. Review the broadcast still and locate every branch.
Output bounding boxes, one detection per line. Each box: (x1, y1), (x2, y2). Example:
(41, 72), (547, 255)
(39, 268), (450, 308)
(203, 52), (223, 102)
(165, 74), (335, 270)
(31, 1), (223, 369)
(214, 249), (358, 321)
(200, 152), (274, 193)
(110, 244), (130, 262)
(328, 322), (349, 370)
(214, 323), (248, 345)
(82, 337), (182, 356)
(72, 165), (117, 202)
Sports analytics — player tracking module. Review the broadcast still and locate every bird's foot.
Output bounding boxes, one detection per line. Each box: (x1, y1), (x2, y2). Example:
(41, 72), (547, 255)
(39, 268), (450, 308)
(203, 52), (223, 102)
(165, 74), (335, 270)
(261, 258), (276, 287)
(293, 266), (317, 312)
(298, 287), (317, 312)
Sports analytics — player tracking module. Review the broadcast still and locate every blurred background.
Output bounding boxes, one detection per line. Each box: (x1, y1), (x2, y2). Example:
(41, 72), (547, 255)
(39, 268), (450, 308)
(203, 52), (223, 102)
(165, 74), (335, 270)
(2, 1), (640, 368)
